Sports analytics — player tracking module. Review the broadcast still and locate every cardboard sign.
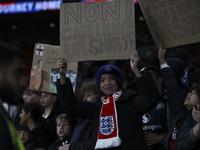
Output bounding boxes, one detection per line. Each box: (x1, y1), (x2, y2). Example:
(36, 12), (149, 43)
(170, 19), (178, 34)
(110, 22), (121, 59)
(60, 0), (135, 61)
(138, 0), (200, 48)
(29, 43), (78, 93)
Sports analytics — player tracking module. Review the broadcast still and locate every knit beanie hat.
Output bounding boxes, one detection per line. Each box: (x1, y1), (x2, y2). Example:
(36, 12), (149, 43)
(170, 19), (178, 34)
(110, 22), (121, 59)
(95, 64), (124, 87)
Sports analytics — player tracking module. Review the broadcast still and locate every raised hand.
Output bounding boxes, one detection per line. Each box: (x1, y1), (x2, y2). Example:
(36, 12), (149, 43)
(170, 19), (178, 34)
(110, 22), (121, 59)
(192, 104), (200, 123)
(130, 52), (142, 77)
(158, 43), (166, 64)
(57, 56), (67, 75)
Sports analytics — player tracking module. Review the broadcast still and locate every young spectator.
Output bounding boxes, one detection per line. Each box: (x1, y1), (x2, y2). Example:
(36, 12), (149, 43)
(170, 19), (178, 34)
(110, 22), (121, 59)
(138, 58), (187, 150)
(14, 89), (42, 126)
(167, 48), (200, 90)
(40, 92), (65, 142)
(59, 80), (99, 150)
(0, 41), (26, 150)
(158, 44), (200, 150)
(48, 114), (72, 150)
(16, 123), (34, 150)
(184, 104), (200, 149)
(20, 101), (52, 149)
(23, 89), (41, 103)
(56, 52), (159, 150)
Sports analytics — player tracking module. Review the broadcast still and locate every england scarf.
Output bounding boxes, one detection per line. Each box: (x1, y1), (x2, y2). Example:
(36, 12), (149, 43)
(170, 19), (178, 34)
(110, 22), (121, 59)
(95, 90), (122, 149)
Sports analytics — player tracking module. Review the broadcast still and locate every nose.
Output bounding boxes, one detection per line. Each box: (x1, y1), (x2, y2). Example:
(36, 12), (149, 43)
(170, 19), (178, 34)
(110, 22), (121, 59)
(105, 78), (110, 85)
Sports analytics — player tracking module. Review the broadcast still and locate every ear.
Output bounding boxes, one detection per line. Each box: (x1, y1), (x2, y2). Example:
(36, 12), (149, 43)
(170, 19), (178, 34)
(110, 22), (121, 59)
(26, 112), (31, 119)
(52, 95), (57, 102)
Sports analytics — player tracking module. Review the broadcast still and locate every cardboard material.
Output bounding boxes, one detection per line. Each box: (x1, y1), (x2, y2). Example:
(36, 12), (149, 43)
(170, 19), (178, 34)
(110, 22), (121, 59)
(138, 0), (200, 48)
(29, 43), (78, 93)
(60, 0), (135, 61)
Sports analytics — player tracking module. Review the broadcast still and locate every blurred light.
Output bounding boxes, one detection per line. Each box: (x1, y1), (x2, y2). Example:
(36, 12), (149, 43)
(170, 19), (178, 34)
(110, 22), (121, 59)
(139, 16), (144, 21)
(11, 24), (17, 30)
(49, 23), (55, 28)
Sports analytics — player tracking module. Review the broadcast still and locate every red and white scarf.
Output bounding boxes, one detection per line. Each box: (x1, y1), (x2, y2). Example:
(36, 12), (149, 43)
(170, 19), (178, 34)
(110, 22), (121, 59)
(95, 90), (122, 149)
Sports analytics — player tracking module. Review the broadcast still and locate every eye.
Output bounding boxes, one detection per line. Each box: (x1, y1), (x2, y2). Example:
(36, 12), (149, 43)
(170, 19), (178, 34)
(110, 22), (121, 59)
(100, 78), (105, 82)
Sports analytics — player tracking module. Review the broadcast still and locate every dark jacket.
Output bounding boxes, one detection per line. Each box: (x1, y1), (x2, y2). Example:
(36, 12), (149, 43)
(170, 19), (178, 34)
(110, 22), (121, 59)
(184, 129), (200, 150)
(44, 101), (65, 142)
(0, 106), (25, 150)
(30, 126), (52, 150)
(161, 66), (197, 150)
(48, 136), (70, 150)
(56, 72), (159, 150)
(69, 118), (98, 150)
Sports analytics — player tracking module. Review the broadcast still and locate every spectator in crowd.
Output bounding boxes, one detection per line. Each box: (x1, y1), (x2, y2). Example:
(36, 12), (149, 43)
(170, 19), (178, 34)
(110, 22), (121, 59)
(23, 89), (41, 103)
(184, 104), (200, 149)
(158, 44), (199, 150)
(138, 65), (169, 150)
(16, 123), (34, 150)
(56, 52), (159, 150)
(48, 114), (72, 150)
(58, 80), (99, 150)
(14, 89), (42, 126)
(167, 48), (200, 90)
(20, 101), (52, 149)
(40, 92), (65, 142)
(138, 57), (187, 150)
(0, 41), (26, 150)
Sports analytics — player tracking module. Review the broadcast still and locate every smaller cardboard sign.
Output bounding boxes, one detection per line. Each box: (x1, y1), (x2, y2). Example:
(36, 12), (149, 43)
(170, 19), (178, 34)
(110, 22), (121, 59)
(29, 43), (78, 93)
(138, 0), (200, 49)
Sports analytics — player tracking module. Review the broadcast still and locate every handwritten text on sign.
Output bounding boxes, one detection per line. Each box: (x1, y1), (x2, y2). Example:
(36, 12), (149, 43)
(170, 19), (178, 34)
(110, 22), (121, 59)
(139, 0), (200, 48)
(60, 0), (135, 61)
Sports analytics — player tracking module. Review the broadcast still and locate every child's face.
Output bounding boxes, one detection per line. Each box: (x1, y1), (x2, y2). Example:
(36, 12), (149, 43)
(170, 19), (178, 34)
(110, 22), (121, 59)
(19, 109), (28, 124)
(184, 89), (200, 110)
(17, 130), (30, 144)
(24, 93), (41, 103)
(56, 120), (70, 140)
(40, 93), (57, 108)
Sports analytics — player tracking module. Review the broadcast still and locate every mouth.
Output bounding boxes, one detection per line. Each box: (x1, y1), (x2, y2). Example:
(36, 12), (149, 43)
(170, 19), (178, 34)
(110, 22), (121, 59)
(105, 87), (113, 90)
(59, 130), (64, 135)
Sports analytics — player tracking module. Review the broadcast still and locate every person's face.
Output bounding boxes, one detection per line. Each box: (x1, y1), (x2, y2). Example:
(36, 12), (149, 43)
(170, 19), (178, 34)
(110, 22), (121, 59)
(38, 60), (42, 68)
(0, 58), (26, 104)
(17, 130), (30, 144)
(19, 109), (29, 124)
(56, 120), (70, 140)
(149, 70), (163, 93)
(184, 89), (200, 110)
(24, 93), (41, 103)
(99, 74), (118, 98)
(83, 92), (97, 103)
(40, 93), (57, 108)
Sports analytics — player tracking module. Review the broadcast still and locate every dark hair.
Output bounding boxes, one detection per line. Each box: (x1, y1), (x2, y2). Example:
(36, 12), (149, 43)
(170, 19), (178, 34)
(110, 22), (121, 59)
(22, 102), (43, 123)
(140, 65), (161, 78)
(0, 41), (24, 68)
(16, 123), (30, 132)
(189, 84), (200, 99)
(22, 102), (50, 131)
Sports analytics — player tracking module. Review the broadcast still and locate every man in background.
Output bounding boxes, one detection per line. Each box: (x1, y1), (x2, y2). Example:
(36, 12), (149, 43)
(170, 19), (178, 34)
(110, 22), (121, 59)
(0, 41), (27, 150)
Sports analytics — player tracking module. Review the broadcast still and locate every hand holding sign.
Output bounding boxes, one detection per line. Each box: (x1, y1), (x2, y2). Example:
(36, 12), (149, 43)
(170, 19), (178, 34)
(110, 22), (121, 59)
(130, 52), (142, 77)
(57, 56), (67, 75)
(158, 43), (166, 64)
